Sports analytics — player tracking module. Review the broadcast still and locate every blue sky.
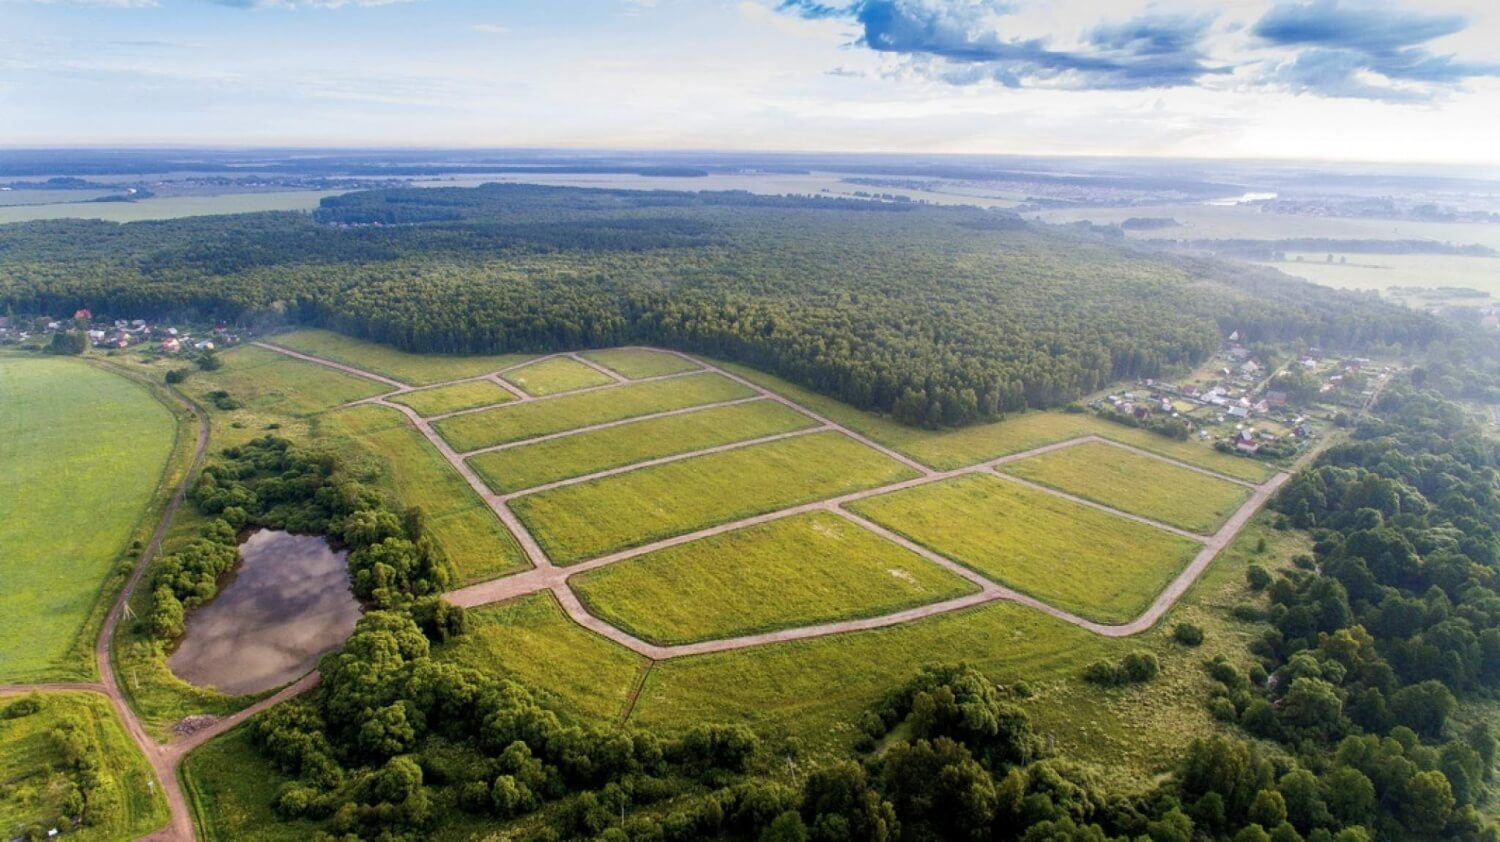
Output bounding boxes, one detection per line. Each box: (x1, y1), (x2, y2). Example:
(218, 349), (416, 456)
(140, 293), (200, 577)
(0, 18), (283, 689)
(3, 0), (1499, 163)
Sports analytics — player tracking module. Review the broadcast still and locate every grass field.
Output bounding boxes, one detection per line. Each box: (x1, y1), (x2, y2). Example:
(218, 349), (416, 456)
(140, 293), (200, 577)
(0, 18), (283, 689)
(849, 473), (1202, 623)
(323, 406), (528, 583)
(0, 691), (169, 840)
(181, 727), (313, 842)
(271, 329), (533, 386)
(0, 357), (177, 683)
(511, 431), (920, 564)
(580, 348), (701, 379)
(502, 356), (616, 395)
(438, 594), (647, 723)
(468, 400), (816, 493)
(433, 373), (755, 452)
(999, 441), (1252, 534)
(720, 363), (1276, 482)
(572, 512), (978, 645)
(185, 345), (390, 419)
(387, 380), (515, 417)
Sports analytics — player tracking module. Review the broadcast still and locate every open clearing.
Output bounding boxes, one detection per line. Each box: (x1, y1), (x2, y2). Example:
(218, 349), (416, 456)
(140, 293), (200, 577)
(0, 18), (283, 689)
(572, 512), (978, 645)
(387, 379), (515, 416)
(849, 473), (1202, 623)
(999, 441), (1252, 534)
(502, 355), (615, 395)
(469, 400), (816, 493)
(433, 372), (755, 452)
(579, 348), (702, 379)
(187, 345), (389, 417)
(271, 329), (532, 385)
(324, 405), (529, 582)
(511, 431), (920, 564)
(0, 691), (169, 840)
(180, 727), (313, 842)
(0, 357), (176, 682)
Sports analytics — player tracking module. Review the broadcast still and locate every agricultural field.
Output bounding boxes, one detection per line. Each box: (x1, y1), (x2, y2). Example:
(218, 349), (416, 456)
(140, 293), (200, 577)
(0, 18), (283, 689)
(270, 329), (532, 385)
(849, 473), (1202, 623)
(501, 356), (616, 395)
(179, 345), (389, 420)
(510, 431), (919, 563)
(0, 691), (169, 840)
(571, 512), (978, 645)
(999, 441), (1252, 534)
(0, 190), (346, 225)
(387, 379), (515, 417)
(468, 399), (816, 493)
(433, 372), (755, 452)
(0, 356), (177, 683)
(579, 347), (702, 379)
(1264, 252), (1500, 298)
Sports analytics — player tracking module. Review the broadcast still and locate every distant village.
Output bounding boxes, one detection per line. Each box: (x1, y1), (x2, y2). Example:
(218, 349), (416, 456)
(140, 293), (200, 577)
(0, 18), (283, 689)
(0, 309), (244, 355)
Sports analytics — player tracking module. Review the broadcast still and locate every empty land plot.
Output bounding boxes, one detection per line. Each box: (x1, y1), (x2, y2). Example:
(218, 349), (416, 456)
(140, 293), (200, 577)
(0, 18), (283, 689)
(190, 345), (389, 417)
(581, 348), (702, 379)
(628, 599), (1111, 746)
(271, 329), (532, 385)
(324, 406), (528, 581)
(513, 431), (920, 564)
(438, 594), (647, 722)
(503, 356), (616, 395)
(387, 380), (515, 417)
(0, 357), (176, 682)
(572, 512), (978, 645)
(0, 691), (169, 839)
(1000, 441), (1251, 534)
(721, 362), (1273, 481)
(848, 473), (1201, 624)
(433, 373), (755, 452)
(469, 400), (817, 493)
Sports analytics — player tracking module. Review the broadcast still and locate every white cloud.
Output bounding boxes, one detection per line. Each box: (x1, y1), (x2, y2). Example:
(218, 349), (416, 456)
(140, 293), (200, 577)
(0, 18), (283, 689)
(470, 23), (509, 35)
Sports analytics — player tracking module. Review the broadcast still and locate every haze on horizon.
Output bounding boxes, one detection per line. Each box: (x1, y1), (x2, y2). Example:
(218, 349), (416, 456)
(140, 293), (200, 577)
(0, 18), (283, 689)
(4, 0), (1500, 167)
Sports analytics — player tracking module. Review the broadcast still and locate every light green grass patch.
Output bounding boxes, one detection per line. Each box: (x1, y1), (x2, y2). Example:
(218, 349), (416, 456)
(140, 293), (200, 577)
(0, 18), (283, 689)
(999, 441), (1252, 534)
(438, 594), (647, 723)
(469, 400), (816, 493)
(387, 380), (515, 417)
(188, 345), (389, 418)
(271, 329), (533, 386)
(0, 690), (170, 840)
(513, 431), (920, 564)
(323, 405), (528, 582)
(434, 373), (755, 452)
(580, 348), (702, 379)
(721, 362), (1274, 481)
(573, 512), (978, 645)
(181, 727), (313, 842)
(0, 357), (176, 682)
(849, 473), (1201, 624)
(503, 356), (616, 396)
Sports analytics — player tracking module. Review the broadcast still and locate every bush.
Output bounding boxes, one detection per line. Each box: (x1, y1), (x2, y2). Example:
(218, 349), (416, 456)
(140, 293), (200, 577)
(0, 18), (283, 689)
(2, 695), (44, 719)
(1173, 623), (1205, 646)
(1246, 565), (1273, 591)
(1083, 651), (1159, 686)
(165, 367), (190, 384)
(1232, 603), (1268, 622)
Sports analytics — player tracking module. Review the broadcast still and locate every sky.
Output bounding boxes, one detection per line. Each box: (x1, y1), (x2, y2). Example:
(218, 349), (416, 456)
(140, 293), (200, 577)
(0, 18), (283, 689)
(3, 0), (1500, 164)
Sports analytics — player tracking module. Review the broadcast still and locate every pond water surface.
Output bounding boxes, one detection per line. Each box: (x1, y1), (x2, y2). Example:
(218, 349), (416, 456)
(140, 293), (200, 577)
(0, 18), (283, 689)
(168, 530), (362, 696)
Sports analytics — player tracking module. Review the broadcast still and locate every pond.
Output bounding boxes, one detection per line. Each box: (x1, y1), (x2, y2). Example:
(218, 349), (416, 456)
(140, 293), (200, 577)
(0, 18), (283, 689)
(168, 530), (362, 696)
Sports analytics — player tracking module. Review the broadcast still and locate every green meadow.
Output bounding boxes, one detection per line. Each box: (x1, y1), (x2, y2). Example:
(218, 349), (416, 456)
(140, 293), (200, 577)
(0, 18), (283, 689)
(580, 348), (702, 379)
(387, 379), (515, 417)
(502, 356), (615, 395)
(271, 329), (533, 386)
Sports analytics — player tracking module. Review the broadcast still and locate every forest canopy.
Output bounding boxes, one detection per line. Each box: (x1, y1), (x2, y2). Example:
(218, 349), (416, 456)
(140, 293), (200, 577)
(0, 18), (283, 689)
(0, 184), (1445, 426)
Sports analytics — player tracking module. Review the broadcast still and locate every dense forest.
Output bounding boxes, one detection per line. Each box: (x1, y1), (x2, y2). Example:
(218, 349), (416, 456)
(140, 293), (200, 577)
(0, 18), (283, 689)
(0, 184), (1447, 426)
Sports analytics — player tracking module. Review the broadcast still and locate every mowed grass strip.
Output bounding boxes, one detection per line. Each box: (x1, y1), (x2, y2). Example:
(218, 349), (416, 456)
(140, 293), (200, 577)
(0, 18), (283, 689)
(720, 362), (1274, 482)
(848, 473), (1201, 624)
(324, 405), (529, 581)
(0, 357), (176, 682)
(502, 356), (616, 396)
(387, 380), (515, 417)
(469, 400), (816, 493)
(572, 512), (978, 645)
(581, 348), (701, 379)
(434, 372), (754, 452)
(512, 431), (920, 564)
(438, 594), (647, 723)
(999, 441), (1251, 534)
(192, 345), (390, 417)
(0, 691), (170, 837)
(272, 328), (532, 386)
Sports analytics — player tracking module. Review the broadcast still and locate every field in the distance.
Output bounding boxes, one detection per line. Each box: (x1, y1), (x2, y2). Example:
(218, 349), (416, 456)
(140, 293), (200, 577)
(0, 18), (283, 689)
(502, 356), (615, 395)
(571, 512), (978, 644)
(999, 441), (1252, 534)
(849, 473), (1202, 623)
(271, 329), (533, 386)
(580, 348), (702, 379)
(0, 357), (176, 682)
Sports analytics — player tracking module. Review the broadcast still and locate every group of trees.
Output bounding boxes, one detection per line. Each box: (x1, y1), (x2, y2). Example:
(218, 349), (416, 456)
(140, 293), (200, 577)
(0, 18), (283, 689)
(2, 696), (127, 837)
(0, 183), (1449, 427)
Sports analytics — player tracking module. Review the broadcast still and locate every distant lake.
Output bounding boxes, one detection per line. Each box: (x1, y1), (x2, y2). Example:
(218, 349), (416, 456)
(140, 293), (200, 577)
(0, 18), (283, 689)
(168, 530), (361, 696)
